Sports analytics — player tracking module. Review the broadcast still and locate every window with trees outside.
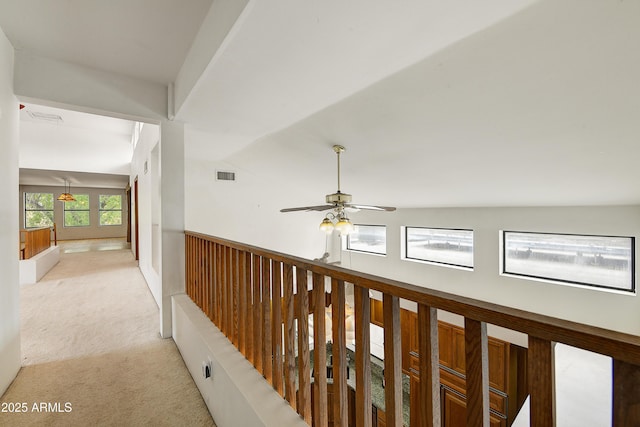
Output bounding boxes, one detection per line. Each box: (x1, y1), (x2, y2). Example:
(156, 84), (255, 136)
(99, 195), (122, 226)
(24, 193), (54, 228)
(346, 225), (387, 255)
(64, 195), (90, 227)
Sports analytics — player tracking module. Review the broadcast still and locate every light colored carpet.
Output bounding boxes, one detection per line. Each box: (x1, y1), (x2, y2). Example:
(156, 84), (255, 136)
(0, 244), (216, 427)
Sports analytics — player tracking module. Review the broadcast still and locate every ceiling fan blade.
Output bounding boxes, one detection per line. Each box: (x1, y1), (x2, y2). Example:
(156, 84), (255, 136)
(280, 205), (335, 213)
(345, 204), (396, 212)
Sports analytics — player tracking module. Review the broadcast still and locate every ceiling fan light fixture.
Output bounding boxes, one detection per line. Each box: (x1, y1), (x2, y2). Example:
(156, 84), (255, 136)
(319, 217), (335, 234)
(334, 215), (354, 236)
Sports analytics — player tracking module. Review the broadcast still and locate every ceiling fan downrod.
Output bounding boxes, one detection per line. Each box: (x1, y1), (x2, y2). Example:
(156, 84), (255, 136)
(333, 144), (345, 194)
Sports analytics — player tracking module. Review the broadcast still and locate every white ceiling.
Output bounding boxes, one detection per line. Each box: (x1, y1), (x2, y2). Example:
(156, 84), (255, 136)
(2, 0), (640, 207)
(18, 103), (134, 188)
(0, 0), (213, 84)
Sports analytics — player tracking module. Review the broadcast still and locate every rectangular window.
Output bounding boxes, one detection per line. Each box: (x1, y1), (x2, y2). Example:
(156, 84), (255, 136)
(64, 194), (90, 227)
(99, 195), (122, 226)
(405, 227), (474, 268)
(24, 193), (54, 228)
(503, 231), (634, 292)
(346, 225), (387, 255)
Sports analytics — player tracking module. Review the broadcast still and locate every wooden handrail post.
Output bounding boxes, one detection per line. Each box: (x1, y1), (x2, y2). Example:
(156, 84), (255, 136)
(252, 254), (263, 373)
(418, 303), (440, 427)
(355, 285), (372, 427)
(296, 268), (312, 424)
(283, 263), (297, 410)
(464, 318), (490, 427)
(312, 273), (328, 427)
(331, 278), (348, 427)
(243, 251), (253, 363)
(262, 257), (273, 383)
(528, 336), (556, 427)
(383, 293), (403, 427)
(272, 261), (284, 396)
(612, 359), (640, 426)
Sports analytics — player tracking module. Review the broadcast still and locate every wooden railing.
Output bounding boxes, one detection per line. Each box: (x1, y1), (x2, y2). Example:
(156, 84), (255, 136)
(20, 225), (55, 260)
(184, 231), (640, 426)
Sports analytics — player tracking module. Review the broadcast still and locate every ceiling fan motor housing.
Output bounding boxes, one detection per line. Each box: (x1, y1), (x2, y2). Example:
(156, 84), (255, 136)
(326, 192), (352, 204)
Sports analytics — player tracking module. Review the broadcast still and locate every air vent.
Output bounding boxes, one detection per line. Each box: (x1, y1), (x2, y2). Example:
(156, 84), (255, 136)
(27, 111), (63, 123)
(216, 171), (236, 181)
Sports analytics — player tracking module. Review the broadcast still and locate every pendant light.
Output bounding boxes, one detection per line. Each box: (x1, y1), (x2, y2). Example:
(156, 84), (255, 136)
(57, 179), (76, 202)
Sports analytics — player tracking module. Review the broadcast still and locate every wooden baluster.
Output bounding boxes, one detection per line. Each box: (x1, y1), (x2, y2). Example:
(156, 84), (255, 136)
(232, 249), (240, 346)
(383, 293), (402, 427)
(194, 238), (200, 308)
(263, 257), (273, 383)
(223, 246), (228, 334)
(200, 238), (206, 310)
(214, 243), (220, 326)
(613, 359), (640, 426)
(226, 247), (234, 340)
(217, 244), (224, 332)
(528, 336), (555, 427)
(283, 263), (297, 410)
(272, 261), (284, 396)
(464, 318), (490, 427)
(331, 278), (348, 427)
(245, 251), (254, 365)
(252, 254), (263, 373)
(184, 235), (190, 299)
(203, 240), (209, 317)
(207, 240), (212, 317)
(418, 303), (440, 427)
(201, 238), (206, 311)
(297, 268), (312, 424)
(313, 273), (328, 427)
(237, 250), (246, 355)
(355, 285), (372, 427)
(208, 241), (215, 322)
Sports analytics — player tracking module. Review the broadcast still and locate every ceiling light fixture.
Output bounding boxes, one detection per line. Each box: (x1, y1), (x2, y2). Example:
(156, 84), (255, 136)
(57, 179), (76, 202)
(319, 209), (354, 236)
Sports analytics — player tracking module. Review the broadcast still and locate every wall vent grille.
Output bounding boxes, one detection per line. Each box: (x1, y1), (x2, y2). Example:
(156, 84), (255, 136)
(216, 171), (236, 181)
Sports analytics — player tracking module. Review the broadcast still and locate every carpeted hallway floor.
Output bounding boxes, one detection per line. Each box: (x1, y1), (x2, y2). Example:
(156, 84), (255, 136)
(0, 240), (216, 426)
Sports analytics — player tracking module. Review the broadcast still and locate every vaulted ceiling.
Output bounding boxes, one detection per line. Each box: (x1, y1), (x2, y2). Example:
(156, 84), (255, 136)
(2, 0), (639, 206)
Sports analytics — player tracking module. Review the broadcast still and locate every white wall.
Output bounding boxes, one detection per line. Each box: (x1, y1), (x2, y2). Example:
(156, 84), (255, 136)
(131, 120), (185, 338)
(131, 124), (162, 312)
(184, 143), (330, 261)
(0, 27), (21, 396)
(159, 120), (186, 337)
(341, 206), (640, 337)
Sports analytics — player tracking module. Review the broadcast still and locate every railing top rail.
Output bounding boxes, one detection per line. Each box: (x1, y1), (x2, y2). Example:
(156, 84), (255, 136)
(20, 226), (52, 232)
(185, 230), (640, 365)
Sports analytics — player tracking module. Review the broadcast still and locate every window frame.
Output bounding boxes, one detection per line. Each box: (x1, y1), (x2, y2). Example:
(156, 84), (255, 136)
(404, 226), (474, 269)
(98, 194), (123, 226)
(24, 192), (54, 229)
(502, 230), (635, 293)
(63, 194), (91, 227)
(346, 224), (387, 256)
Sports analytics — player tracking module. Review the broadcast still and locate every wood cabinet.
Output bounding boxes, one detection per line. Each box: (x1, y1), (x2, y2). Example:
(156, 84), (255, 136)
(371, 298), (384, 327)
(406, 317), (527, 427)
(368, 302), (528, 427)
(441, 386), (507, 427)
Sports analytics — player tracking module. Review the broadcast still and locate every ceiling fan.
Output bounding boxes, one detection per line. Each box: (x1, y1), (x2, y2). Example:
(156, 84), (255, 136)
(280, 145), (396, 235)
